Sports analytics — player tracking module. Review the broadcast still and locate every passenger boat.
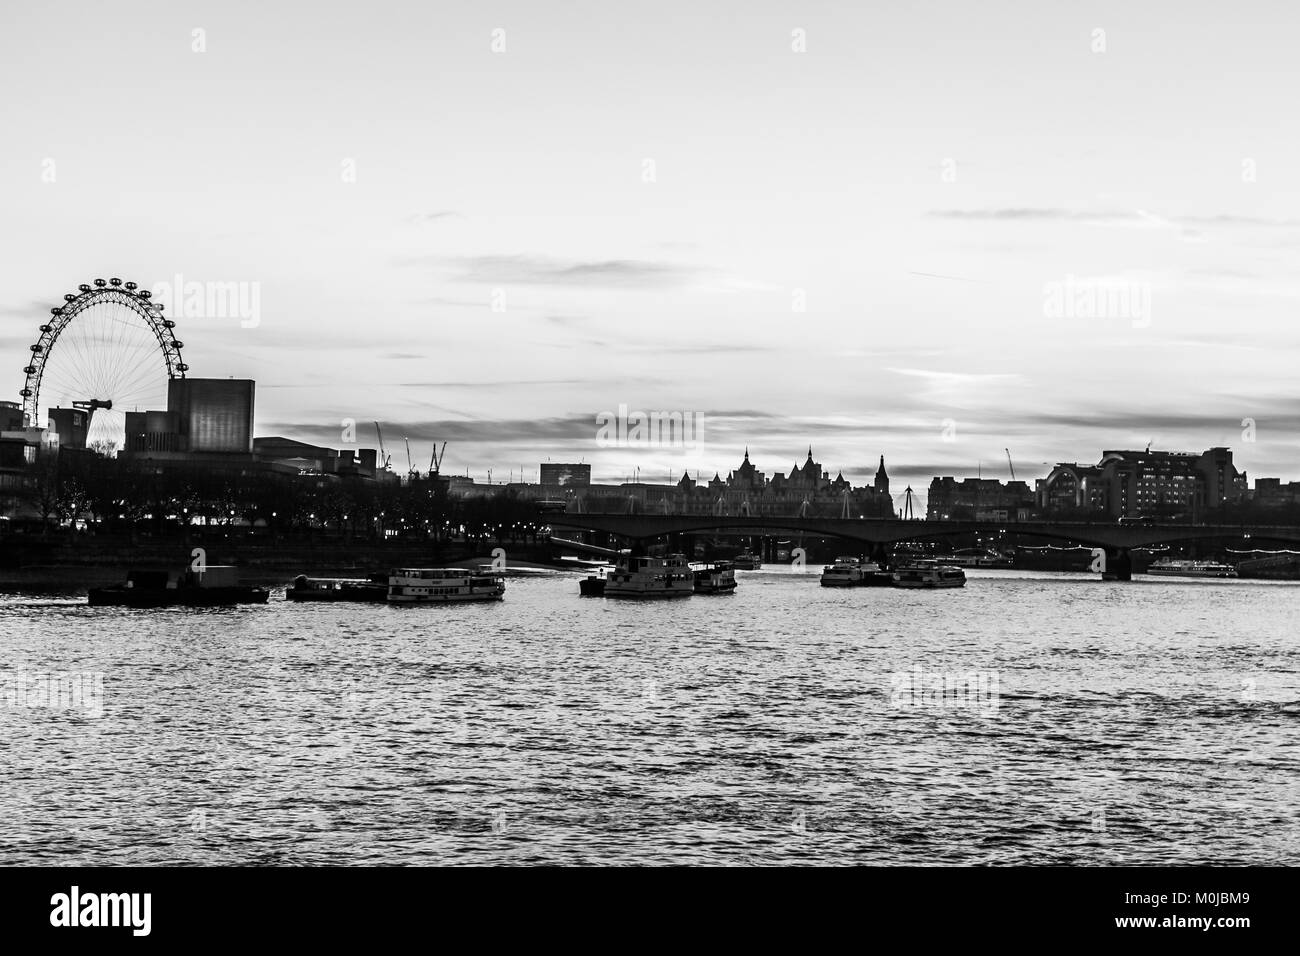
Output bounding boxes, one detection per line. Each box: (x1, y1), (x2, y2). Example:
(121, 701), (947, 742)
(692, 561), (737, 594)
(88, 566), (269, 607)
(820, 556), (865, 587)
(286, 574), (387, 602)
(387, 568), (506, 603)
(604, 554), (694, 599)
(1147, 559), (1238, 578)
(890, 560), (967, 589)
(731, 550), (762, 570)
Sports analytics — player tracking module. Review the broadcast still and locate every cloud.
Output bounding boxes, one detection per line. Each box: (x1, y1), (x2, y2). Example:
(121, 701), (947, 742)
(0, 299), (50, 321)
(931, 207), (1300, 232)
(403, 255), (701, 289)
(406, 211), (460, 224)
(929, 208), (1137, 222)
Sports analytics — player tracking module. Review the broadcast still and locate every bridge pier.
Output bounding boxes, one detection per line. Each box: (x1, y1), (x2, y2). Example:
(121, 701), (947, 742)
(1101, 547), (1132, 581)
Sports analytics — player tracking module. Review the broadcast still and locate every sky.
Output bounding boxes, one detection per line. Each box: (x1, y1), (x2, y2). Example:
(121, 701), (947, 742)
(2, 1), (1298, 510)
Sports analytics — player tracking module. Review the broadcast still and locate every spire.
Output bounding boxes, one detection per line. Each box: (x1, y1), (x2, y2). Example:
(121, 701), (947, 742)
(744, 446), (749, 461)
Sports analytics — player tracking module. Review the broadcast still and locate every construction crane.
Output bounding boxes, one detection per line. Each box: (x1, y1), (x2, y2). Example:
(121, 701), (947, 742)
(429, 441), (446, 477)
(1005, 448), (1016, 482)
(404, 437), (416, 478)
(373, 422), (391, 471)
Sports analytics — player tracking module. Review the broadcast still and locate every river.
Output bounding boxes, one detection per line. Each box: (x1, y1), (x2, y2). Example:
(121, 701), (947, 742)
(1, 568), (1296, 865)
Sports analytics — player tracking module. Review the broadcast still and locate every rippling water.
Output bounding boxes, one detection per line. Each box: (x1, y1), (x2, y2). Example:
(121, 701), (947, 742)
(1, 568), (1297, 865)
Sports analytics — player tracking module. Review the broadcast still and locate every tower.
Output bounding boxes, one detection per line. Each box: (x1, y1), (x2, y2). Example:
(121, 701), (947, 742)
(874, 455), (890, 497)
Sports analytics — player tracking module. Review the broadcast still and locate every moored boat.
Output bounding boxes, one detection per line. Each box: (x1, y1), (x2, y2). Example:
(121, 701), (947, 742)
(890, 560), (967, 589)
(1147, 559), (1238, 578)
(605, 553), (694, 599)
(387, 568), (506, 603)
(731, 550), (762, 570)
(692, 561), (737, 594)
(286, 574), (388, 602)
(579, 568), (609, 596)
(820, 556), (865, 587)
(88, 566), (269, 607)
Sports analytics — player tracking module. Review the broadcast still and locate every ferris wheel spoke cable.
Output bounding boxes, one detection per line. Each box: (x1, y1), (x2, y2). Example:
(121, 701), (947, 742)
(21, 280), (186, 445)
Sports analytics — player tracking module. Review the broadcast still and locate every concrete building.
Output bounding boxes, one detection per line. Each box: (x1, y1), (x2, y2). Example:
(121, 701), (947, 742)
(46, 407), (89, 450)
(168, 378), (255, 453)
(1038, 447), (1246, 518)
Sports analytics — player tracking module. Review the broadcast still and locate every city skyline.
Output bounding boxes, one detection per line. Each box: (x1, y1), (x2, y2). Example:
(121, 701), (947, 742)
(3, 2), (1300, 509)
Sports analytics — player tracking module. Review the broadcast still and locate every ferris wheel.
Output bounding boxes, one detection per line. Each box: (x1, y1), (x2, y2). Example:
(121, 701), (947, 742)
(20, 277), (188, 449)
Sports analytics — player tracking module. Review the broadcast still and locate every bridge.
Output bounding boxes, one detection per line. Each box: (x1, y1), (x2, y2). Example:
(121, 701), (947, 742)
(545, 513), (1300, 580)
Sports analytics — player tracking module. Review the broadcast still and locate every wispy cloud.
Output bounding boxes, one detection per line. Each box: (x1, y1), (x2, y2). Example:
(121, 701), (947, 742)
(401, 254), (701, 289)
(405, 211), (460, 224)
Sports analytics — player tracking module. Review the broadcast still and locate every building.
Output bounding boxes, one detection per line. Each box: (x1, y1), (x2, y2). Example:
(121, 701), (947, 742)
(572, 448), (894, 518)
(1038, 447), (1246, 518)
(46, 407), (89, 449)
(125, 410), (183, 453)
(168, 378), (255, 453)
(1251, 478), (1300, 509)
(253, 436), (385, 481)
(927, 477), (1036, 521)
(539, 463), (591, 489)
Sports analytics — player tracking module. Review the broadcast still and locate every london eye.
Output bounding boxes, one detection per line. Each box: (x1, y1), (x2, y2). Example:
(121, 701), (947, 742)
(19, 277), (188, 450)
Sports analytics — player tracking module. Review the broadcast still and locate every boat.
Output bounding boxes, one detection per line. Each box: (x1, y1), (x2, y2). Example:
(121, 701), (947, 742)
(820, 556), (865, 587)
(286, 574), (387, 602)
(692, 561), (737, 594)
(1147, 559), (1238, 578)
(387, 568), (506, 603)
(731, 549), (762, 570)
(579, 568), (609, 596)
(890, 560), (967, 589)
(934, 551), (1014, 569)
(88, 566), (269, 607)
(604, 553), (694, 599)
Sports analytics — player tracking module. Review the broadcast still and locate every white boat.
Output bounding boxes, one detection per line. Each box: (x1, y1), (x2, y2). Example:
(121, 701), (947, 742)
(387, 568), (506, 603)
(820, 556), (865, 587)
(605, 554), (694, 599)
(692, 561), (737, 594)
(890, 560), (967, 589)
(1147, 559), (1238, 578)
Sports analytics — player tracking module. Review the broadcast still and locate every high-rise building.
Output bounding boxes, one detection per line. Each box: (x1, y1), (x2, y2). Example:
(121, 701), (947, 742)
(167, 378), (255, 453)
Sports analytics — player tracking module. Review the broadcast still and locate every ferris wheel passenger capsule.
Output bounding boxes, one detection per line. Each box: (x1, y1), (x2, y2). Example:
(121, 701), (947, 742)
(109, 278), (122, 286)
(94, 279), (107, 287)
(78, 284), (91, 292)
(124, 281), (137, 290)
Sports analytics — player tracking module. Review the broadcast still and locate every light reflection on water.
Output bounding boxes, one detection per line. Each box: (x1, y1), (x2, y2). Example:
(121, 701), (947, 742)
(1, 568), (1297, 865)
